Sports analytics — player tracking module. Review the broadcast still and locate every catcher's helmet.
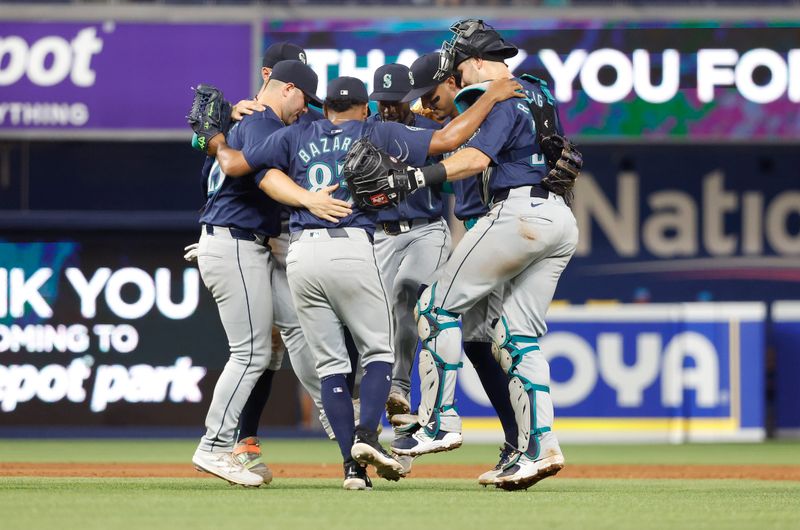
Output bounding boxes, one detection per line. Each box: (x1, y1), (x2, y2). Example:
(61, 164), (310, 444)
(435, 19), (518, 80)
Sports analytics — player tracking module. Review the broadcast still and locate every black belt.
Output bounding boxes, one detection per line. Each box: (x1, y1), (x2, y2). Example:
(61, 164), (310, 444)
(289, 227), (374, 244)
(491, 184), (550, 203)
(205, 224), (269, 246)
(381, 217), (440, 236)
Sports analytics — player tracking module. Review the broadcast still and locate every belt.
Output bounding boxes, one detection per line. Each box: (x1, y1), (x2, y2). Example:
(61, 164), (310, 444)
(491, 184), (550, 203)
(381, 217), (440, 236)
(204, 224), (269, 246)
(289, 227), (374, 244)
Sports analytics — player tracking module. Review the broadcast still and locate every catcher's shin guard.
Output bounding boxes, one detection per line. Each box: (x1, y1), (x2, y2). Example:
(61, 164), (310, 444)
(417, 349), (462, 436)
(492, 316), (553, 459)
(414, 284), (463, 436)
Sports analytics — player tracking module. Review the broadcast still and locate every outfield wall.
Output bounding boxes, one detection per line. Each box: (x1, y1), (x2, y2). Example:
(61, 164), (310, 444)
(0, 239), (769, 442)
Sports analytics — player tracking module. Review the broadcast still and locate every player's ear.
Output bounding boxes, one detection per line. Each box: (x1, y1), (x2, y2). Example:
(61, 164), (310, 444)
(323, 104), (330, 119)
(262, 67), (271, 82)
(361, 103), (369, 119)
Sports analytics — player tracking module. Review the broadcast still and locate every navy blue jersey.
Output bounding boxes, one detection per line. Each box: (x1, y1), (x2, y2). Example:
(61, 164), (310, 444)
(452, 176), (487, 220)
(367, 113), (445, 222)
(244, 119), (434, 235)
(464, 77), (562, 199)
(436, 116), (487, 220)
(198, 107), (284, 237)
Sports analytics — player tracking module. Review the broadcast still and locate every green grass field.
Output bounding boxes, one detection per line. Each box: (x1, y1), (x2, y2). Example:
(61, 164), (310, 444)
(2, 440), (799, 530)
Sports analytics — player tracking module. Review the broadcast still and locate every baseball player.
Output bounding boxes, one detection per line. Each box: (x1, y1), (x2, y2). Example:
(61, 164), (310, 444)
(365, 20), (582, 491)
(399, 51), (519, 485)
(190, 60), (348, 487)
(226, 43), (362, 474)
(208, 75), (524, 489)
(189, 42), (361, 481)
(367, 63), (451, 424)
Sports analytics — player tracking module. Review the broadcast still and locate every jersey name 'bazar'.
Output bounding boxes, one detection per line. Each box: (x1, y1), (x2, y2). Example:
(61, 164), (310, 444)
(297, 135), (353, 163)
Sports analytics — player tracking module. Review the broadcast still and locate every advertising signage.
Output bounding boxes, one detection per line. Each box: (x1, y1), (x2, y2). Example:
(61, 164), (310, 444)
(0, 22), (252, 138)
(264, 19), (800, 141)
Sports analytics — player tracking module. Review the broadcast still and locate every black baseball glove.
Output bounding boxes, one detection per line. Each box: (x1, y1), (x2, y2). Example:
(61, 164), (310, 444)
(187, 84), (232, 153)
(342, 138), (416, 210)
(539, 135), (583, 206)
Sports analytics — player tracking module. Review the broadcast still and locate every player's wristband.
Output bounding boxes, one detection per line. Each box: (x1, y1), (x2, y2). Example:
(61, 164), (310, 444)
(191, 133), (204, 151)
(413, 163), (447, 189)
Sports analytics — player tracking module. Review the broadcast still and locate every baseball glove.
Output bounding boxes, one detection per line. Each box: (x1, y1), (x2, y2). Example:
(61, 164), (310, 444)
(342, 138), (413, 210)
(187, 84), (232, 153)
(539, 135), (583, 206)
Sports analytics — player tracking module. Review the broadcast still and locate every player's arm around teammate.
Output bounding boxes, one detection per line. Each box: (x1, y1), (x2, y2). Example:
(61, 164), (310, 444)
(208, 76), (523, 179)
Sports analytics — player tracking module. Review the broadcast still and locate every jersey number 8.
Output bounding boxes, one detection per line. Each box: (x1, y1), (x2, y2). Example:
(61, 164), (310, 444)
(307, 161), (350, 196)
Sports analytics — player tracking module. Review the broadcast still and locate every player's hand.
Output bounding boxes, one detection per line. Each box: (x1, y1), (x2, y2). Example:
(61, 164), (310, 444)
(484, 77), (525, 103)
(183, 243), (199, 262)
(411, 101), (437, 121)
(232, 99), (266, 121)
(303, 184), (353, 223)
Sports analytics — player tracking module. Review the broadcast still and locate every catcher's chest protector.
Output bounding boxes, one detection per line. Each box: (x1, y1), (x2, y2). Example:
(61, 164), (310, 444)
(518, 74), (561, 163)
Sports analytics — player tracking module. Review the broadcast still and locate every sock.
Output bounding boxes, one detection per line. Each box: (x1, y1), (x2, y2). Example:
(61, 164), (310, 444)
(236, 369), (276, 441)
(357, 361), (392, 431)
(344, 328), (359, 394)
(465, 341), (518, 446)
(321, 374), (356, 461)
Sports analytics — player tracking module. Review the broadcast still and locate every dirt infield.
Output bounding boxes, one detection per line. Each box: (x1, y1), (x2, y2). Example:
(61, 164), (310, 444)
(3, 462), (800, 481)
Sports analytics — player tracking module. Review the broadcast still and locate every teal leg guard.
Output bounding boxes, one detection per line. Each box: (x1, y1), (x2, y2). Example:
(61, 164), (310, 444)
(415, 283), (463, 436)
(492, 316), (552, 460)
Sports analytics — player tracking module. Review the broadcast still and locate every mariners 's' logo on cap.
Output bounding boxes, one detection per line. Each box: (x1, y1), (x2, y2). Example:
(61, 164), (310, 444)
(298, 52), (306, 64)
(340, 89), (349, 95)
(409, 71), (415, 86)
(383, 74), (392, 89)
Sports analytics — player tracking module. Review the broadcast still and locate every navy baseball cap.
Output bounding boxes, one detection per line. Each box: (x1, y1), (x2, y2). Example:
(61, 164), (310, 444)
(402, 53), (444, 103)
(262, 42), (307, 68)
(326, 76), (369, 104)
(270, 60), (323, 107)
(369, 64), (414, 102)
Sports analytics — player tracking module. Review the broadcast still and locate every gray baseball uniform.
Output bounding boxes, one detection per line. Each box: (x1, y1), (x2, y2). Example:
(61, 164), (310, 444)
(241, 89), (440, 478)
(373, 219), (450, 395)
(366, 72), (452, 398)
(286, 227), (394, 377)
(195, 110), (286, 453)
(269, 228), (333, 435)
(398, 75), (578, 471)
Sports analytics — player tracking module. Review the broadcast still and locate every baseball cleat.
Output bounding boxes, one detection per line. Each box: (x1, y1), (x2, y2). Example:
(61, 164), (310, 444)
(351, 428), (406, 481)
(494, 450), (565, 491)
(478, 444), (517, 486)
(343, 460), (373, 490)
(385, 389), (411, 419)
(391, 428), (463, 456)
(233, 436), (273, 484)
(192, 448), (264, 487)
